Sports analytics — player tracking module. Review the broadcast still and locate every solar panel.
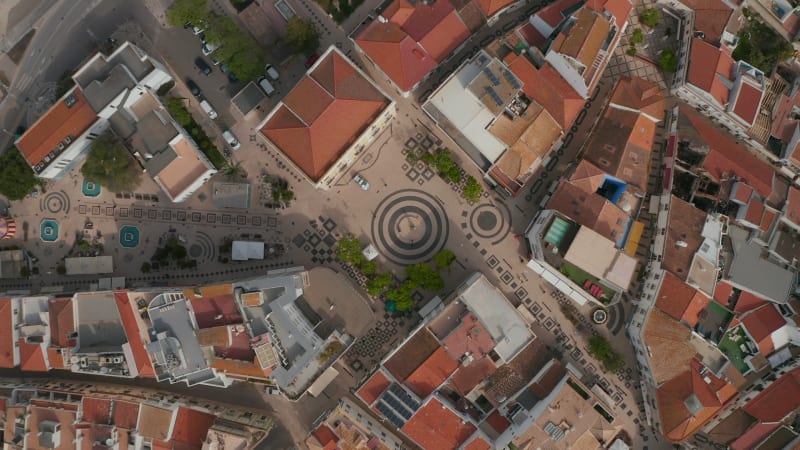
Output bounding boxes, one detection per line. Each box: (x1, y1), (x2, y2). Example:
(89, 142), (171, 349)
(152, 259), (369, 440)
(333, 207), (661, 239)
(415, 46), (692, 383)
(377, 401), (406, 428)
(483, 67), (501, 86)
(485, 87), (504, 106)
(380, 389), (414, 419)
(389, 384), (420, 411)
(502, 69), (522, 89)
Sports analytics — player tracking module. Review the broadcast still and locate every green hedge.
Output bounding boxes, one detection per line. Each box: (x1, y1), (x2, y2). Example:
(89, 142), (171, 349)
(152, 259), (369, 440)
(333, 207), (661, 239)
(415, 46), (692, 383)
(165, 97), (226, 168)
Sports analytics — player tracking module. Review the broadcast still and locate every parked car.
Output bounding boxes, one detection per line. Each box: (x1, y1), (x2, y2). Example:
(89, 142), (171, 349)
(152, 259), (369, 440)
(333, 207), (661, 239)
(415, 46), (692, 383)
(192, 22), (205, 35)
(228, 72), (239, 83)
(353, 173), (369, 190)
(201, 41), (220, 56)
(186, 79), (201, 98)
(265, 64), (279, 80)
(222, 130), (241, 150)
(199, 99), (218, 119)
(305, 52), (320, 68)
(195, 57), (212, 76)
(257, 77), (275, 96)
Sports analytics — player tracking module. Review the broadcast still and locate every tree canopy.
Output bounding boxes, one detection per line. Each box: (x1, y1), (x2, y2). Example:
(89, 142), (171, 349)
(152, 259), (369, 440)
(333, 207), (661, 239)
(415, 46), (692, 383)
(204, 14), (266, 81)
(366, 271), (393, 296)
(405, 262), (444, 291)
(732, 17), (794, 72)
(336, 237), (365, 266)
(0, 148), (39, 201)
(587, 335), (624, 372)
(285, 17), (320, 55)
(432, 249), (456, 269)
(166, 0), (209, 27)
(80, 132), (142, 193)
(658, 48), (678, 73)
(463, 176), (483, 203)
(639, 8), (660, 27)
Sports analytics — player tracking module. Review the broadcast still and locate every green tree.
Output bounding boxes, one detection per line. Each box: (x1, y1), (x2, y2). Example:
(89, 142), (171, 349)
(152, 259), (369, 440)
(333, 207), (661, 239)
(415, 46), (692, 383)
(732, 19), (794, 72)
(432, 249), (455, 269)
(639, 8), (660, 27)
(166, 0), (209, 27)
(222, 161), (246, 181)
(462, 176), (483, 203)
(285, 17), (320, 55)
(366, 271), (393, 296)
(361, 260), (378, 276)
(587, 335), (624, 372)
(626, 47), (637, 56)
(405, 263), (444, 291)
(387, 280), (416, 309)
(658, 48), (678, 73)
(80, 132), (141, 193)
(202, 14), (267, 81)
(166, 97), (193, 126)
(0, 147), (40, 201)
(336, 237), (365, 266)
(630, 28), (644, 46)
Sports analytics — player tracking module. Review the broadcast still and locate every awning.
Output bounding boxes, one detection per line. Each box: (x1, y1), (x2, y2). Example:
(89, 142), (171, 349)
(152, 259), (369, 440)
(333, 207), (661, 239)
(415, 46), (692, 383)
(624, 221), (645, 257)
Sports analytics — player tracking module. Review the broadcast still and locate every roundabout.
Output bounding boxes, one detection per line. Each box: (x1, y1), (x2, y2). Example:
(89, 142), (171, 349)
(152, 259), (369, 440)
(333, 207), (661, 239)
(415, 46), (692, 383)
(371, 189), (449, 265)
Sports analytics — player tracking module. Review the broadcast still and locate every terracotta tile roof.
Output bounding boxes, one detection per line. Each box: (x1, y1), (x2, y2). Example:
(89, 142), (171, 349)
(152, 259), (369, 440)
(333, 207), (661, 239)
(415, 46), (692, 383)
(528, 360), (567, 398)
(732, 82), (763, 126)
(785, 186), (800, 227)
(655, 273), (710, 327)
(28, 406), (77, 450)
(210, 356), (271, 380)
(485, 410), (511, 434)
(683, 108), (774, 196)
(385, 327), (440, 381)
(551, 8), (610, 75)
(114, 292), (155, 378)
(770, 89), (800, 144)
(713, 280), (735, 306)
(463, 435), (491, 450)
(730, 422), (781, 450)
(405, 346), (459, 398)
(262, 50), (391, 181)
(609, 77), (665, 121)
(82, 397), (112, 424)
(357, 369), (391, 405)
(582, 109), (656, 193)
(707, 408), (758, 444)
(741, 304), (786, 354)
(517, 23), (547, 49)
(401, 398), (476, 450)
(732, 182), (754, 204)
(678, 0), (732, 44)
(441, 312), (496, 361)
(185, 287), (242, 329)
(16, 88), (98, 167)
(47, 347), (67, 369)
(642, 309), (696, 385)
(536, 0), (583, 27)
(547, 179), (629, 242)
(760, 207), (777, 233)
(113, 400), (140, 429)
(656, 361), (733, 443)
(313, 424), (338, 446)
(743, 196), (766, 226)
(0, 298), (14, 368)
(663, 196), (706, 280)
(687, 39), (734, 107)
(743, 367), (800, 422)
(48, 298), (75, 348)
(504, 54), (583, 130)
(485, 339), (551, 406)
(172, 407), (216, 447)
(734, 290), (769, 314)
(585, 0), (632, 27)
(475, 0), (513, 17)
(137, 404), (175, 441)
(18, 339), (48, 372)
(450, 356), (496, 395)
(356, 0), (469, 92)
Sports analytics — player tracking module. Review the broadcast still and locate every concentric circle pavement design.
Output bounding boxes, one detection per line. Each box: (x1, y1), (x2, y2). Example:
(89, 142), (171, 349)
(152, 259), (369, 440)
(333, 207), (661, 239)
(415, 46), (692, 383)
(371, 189), (449, 265)
(469, 203), (510, 242)
(40, 191), (70, 214)
(192, 231), (217, 262)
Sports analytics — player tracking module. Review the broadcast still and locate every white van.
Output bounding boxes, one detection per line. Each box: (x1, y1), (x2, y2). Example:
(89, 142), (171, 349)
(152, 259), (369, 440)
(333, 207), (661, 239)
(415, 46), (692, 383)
(265, 64), (280, 80)
(200, 100), (218, 119)
(222, 130), (241, 150)
(258, 77), (275, 97)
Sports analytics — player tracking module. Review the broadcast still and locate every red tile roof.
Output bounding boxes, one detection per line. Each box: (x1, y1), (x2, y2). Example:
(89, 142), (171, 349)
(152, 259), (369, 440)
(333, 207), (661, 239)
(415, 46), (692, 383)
(47, 347), (67, 369)
(536, 0), (583, 27)
(610, 76), (665, 121)
(730, 422), (781, 450)
(733, 290), (768, 314)
(441, 312), (495, 361)
(732, 182), (754, 204)
(785, 186), (800, 227)
(357, 369), (391, 405)
(16, 88), (98, 167)
(405, 346), (459, 398)
(547, 179), (630, 242)
(172, 407), (216, 447)
(18, 339), (48, 372)
(262, 50), (391, 181)
(683, 108), (774, 196)
(732, 82), (763, 126)
(463, 435), (491, 450)
(356, 0), (469, 92)
(655, 272), (710, 327)
(517, 23), (547, 49)
(48, 298), (75, 348)
(505, 54), (583, 130)
(586, 0), (632, 27)
(743, 367), (800, 422)
(743, 197), (766, 227)
(450, 356), (496, 395)
(475, 0), (513, 16)
(114, 292), (155, 378)
(0, 298), (14, 368)
(113, 400), (140, 429)
(713, 281), (734, 306)
(678, 0), (732, 45)
(485, 410), (511, 434)
(741, 304), (786, 354)
(82, 397), (112, 424)
(188, 292), (242, 329)
(313, 424), (338, 446)
(687, 39), (734, 107)
(401, 398), (476, 450)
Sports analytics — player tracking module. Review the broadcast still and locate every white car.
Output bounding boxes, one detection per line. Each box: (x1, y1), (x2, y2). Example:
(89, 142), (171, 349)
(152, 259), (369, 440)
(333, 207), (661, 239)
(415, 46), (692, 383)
(265, 64), (280, 80)
(200, 100), (218, 119)
(353, 173), (369, 190)
(201, 41), (220, 56)
(222, 130), (241, 150)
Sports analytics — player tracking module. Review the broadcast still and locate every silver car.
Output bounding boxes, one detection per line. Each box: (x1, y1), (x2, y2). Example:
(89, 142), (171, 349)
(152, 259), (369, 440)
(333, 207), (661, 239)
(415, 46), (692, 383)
(353, 173), (369, 190)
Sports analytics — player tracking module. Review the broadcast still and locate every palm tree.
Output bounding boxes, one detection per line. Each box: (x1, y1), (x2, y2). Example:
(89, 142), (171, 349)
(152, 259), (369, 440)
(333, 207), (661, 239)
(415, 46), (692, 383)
(222, 160), (246, 180)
